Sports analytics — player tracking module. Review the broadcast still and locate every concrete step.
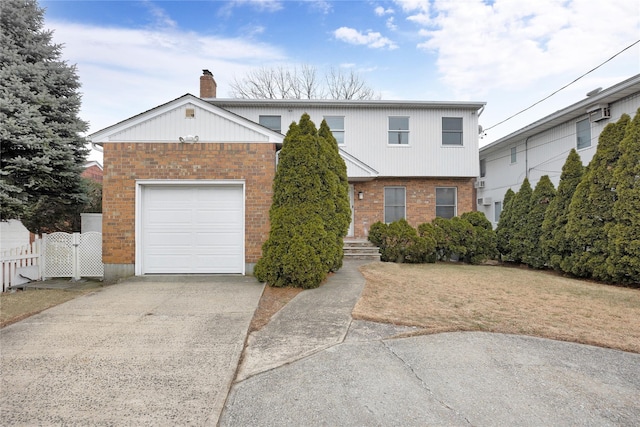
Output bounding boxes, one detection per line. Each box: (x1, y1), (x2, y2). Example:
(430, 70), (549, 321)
(343, 239), (380, 261)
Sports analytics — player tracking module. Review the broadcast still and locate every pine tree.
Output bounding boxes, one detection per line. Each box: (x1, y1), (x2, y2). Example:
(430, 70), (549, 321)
(564, 114), (630, 280)
(254, 114), (347, 288)
(509, 178), (533, 263)
(606, 108), (640, 284)
(496, 188), (516, 260)
(318, 119), (351, 271)
(540, 150), (584, 270)
(0, 0), (89, 233)
(522, 175), (556, 268)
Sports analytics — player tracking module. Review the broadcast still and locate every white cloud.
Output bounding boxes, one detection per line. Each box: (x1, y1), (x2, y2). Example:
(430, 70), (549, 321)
(394, 0), (432, 25)
(218, 0), (283, 17)
(374, 6), (394, 16)
(405, 0), (640, 97)
(47, 20), (287, 134)
(310, 0), (333, 14)
(140, 0), (177, 30)
(334, 27), (398, 50)
(386, 17), (397, 31)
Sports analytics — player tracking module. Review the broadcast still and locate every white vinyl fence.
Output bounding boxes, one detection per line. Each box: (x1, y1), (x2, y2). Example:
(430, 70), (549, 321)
(1, 240), (41, 292)
(1, 232), (103, 292)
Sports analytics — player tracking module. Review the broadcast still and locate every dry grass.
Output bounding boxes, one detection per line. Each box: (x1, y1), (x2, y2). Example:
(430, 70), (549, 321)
(248, 285), (303, 333)
(0, 289), (91, 328)
(353, 262), (640, 353)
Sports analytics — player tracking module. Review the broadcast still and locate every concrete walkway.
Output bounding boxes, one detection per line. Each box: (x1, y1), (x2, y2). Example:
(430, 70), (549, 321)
(221, 261), (640, 426)
(1, 275), (263, 426)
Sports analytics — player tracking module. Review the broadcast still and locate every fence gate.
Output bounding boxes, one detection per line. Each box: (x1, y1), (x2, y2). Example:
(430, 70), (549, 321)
(43, 232), (103, 280)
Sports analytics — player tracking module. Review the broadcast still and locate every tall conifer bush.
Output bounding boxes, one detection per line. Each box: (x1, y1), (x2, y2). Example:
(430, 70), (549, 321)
(606, 108), (640, 284)
(318, 119), (351, 271)
(496, 188), (516, 260)
(254, 114), (350, 288)
(564, 114), (629, 279)
(522, 175), (556, 268)
(540, 149), (584, 270)
(0, 0), (89, 232)
(508, 178), (533, 263)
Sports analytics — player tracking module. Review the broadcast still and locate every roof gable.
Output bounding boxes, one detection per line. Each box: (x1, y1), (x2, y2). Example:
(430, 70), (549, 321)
(89, 94), (284, 145)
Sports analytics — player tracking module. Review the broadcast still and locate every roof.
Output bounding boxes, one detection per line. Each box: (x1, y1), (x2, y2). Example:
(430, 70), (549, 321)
(88, 94), (284, 145)
(206, 98), (486, 111)
(481, 73), (640, 154)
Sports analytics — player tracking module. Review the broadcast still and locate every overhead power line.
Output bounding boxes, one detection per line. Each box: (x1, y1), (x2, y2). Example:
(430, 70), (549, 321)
(483, 39), (640, 133)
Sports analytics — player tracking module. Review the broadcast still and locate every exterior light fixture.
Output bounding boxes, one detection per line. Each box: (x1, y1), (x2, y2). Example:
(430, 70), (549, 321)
(358, 191), (364, 200)
(179, 135), (199, 143)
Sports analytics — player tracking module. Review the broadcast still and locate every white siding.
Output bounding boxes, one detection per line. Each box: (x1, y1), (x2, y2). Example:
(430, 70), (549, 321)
(478, 91), (640, 226)
(223, 105), (480, 177)
(109, 103), (270, 143)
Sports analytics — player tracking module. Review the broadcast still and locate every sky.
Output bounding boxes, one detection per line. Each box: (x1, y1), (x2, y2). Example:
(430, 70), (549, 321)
(40, 0), (640, 162)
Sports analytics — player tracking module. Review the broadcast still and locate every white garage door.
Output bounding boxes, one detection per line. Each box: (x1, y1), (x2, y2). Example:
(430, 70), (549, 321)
(141, 184), (244, 274)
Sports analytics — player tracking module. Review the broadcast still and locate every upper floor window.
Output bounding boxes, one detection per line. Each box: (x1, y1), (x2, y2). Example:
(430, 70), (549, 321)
(480, 158), (486, 177)
(388, 116), (409, 145)
(436, 187), (457, 219)
(442, 117), (463, 146)
(324, 116), (345, 145)
(259, 115), (281, 133)
(576, 118), (591, 150)
(384, 187), (406, 223)
(510, 147), (517, 164)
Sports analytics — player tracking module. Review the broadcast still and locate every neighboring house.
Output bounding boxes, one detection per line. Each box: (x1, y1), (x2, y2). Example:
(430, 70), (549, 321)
(0, 219), (30, 252)
(90, 70), (485, 281)
(82, 160), (103, 183)
(477, 74), (640, 227)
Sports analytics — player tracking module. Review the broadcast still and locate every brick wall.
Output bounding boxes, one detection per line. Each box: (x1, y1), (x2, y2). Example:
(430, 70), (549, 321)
(351, 177), (475, 238)
(102, 142), (276, 266)
(82, 165), (103, 183)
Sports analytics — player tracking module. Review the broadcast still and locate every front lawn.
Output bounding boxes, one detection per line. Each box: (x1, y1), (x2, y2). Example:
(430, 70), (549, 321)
(353, 262), (640, 353)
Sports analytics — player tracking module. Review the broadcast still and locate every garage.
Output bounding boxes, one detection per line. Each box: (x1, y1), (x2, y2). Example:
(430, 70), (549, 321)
(139, 183), (244, 274)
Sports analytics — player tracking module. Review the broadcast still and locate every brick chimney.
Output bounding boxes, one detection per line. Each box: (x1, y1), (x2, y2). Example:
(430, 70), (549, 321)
(200, 69), (217, 98)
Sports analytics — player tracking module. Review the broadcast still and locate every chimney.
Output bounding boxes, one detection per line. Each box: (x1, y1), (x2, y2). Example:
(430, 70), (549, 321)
(200, 69), (217, 98)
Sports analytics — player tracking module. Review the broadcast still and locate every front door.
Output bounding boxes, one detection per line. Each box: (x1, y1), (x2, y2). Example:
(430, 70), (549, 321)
(348, 184), (355, 237)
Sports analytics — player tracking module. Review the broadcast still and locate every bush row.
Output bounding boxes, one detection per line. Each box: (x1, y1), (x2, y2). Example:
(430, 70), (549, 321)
(497, 109), (640, 285)
(368, 211), (497, 265)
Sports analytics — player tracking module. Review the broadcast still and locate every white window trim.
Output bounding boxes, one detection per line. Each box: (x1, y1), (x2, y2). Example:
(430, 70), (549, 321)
(388, 116), (410, 146)
(510, 146), (517, 164)
(576, 117), (592, 151)
(324, 115), (345, 145)
(435, 186), (457, 218)
(442, 117), (464, 147)
(384, 186), (406, 223)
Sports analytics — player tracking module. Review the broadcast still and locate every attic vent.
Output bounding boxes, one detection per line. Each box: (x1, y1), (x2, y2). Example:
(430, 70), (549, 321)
(588, 106), (610, 122)
(185, 108), (195, 118)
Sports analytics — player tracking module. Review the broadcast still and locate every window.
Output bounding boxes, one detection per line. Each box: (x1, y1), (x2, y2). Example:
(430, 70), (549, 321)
(494, 201), (502, 223)
(576, 118), (591, 149)
(480, 158), (486, 177)
(510, 147), (517, 164)
(185, 108), (195, 118)
(259, 115), (281, 133)
(436, 187), (457, 219)
(384, 187), (406, 223)
(324, 116), (345, 145)
(442, 117), (463, 145)
(388, 116), (409, 145)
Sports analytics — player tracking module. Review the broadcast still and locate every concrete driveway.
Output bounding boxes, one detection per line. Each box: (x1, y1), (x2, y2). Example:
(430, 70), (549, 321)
(0, 276), (263, 426)
(220, 261), (640, 427)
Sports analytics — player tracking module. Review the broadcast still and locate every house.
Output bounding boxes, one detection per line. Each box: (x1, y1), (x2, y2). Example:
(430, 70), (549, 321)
(82, 160), (103, 183)
(477, 74), (640, 227)
(90, 70), (485, 281)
